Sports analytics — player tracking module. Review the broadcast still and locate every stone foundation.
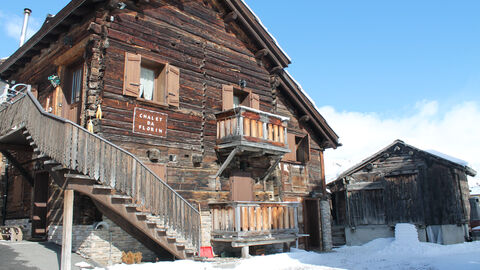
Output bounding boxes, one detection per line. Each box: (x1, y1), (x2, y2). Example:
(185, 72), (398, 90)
(5, 218), (31, 239)
(200, 210), (212, 247)
(48, 217), (156, 265)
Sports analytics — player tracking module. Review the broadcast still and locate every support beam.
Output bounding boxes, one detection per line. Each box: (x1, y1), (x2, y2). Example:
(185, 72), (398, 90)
(260, 156), (282, 182)
(224, 11), (238, 23)
(61, 189), (74, 270)
(214, 147), (240, 179)
(0, 150), (34, 186)
(241, 246), (249, 258)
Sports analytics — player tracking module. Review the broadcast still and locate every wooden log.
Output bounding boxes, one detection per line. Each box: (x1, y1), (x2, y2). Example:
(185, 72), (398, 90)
(249, 206), (255, 231)
(251, 119), (257, 138)
(268, 124), (273, 141)
(244, 118), (250, 137)
(256, 206), (262, 231)
(61, 189), (74, 270)
(272, 207), (277, 229)
(242, 207), (248, 231)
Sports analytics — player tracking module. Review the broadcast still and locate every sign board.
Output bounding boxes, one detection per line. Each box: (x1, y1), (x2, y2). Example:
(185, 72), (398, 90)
(133, 107), (167, 137)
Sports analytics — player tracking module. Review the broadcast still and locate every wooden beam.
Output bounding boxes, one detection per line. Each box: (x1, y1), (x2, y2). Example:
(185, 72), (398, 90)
(224, 11), (238, 23)
(0, 143), (31, 152)
(254, 48), (268, 59)
(214, 147), (240, 179)
(61, 189), (74, 270)
(0, 150), (34, 186)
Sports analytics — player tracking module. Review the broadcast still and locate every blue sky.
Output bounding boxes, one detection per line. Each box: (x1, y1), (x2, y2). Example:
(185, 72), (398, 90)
(1, 1), (479, 185)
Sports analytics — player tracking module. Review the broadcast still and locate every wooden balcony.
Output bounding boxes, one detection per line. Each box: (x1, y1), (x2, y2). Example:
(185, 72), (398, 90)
(215, 106), (290, 156)
(209, 201), (300, 247)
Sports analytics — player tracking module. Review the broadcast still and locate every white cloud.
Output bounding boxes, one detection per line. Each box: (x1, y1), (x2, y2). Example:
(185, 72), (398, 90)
(321, 101), (480, 188)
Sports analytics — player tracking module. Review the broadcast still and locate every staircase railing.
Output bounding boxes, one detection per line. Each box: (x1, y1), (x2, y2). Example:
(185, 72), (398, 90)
(0, 86), (201, 253)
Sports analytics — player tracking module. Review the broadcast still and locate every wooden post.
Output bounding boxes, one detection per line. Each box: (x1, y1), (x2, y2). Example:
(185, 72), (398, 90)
(241, 246), (249, 258)
(61, 189), (74, 270)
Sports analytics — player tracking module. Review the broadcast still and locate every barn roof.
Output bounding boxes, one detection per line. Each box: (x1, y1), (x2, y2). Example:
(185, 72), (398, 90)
(0, 0), (339, 149)
(330, 139), (477, 184)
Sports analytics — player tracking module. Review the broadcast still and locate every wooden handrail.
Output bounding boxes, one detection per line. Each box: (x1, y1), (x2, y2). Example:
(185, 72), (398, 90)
(215, 106), (289, 147)
(0, 90), (201, 252)
(209, 201), (299, 234)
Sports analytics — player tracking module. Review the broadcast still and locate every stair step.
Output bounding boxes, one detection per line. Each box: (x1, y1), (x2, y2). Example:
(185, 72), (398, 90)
(125, 204), (142, 211)
(184, 249), (195, 255)
(136, 213), (147, 220)
(92, 185), (112, 194)
(51, 165), (67, 171)
(44, 160), (60, 166)
(22, 130), (30, 136)
(111, 195), (132, 204)
(29, 141), (36, 147)
(25, 135), (33, 141)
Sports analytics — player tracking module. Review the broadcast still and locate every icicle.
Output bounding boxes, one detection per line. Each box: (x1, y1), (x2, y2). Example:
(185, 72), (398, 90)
(96, 104), (102, 119)
(87, 119), (94, 133)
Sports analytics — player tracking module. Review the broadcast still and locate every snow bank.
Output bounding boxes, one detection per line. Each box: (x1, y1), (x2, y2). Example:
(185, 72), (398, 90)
(96, 224), (480, 270)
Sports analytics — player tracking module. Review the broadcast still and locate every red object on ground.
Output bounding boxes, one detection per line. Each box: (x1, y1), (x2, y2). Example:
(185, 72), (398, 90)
(200, 246), (214, 258)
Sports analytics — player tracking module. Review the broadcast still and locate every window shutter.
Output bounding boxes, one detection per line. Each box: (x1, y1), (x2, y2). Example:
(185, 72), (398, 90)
(123, 52), (141, 97)
(250, 93), (260, 110)
(283, 133), (296, 161)
(166, 64), (180, 107)
(222, 85), (234, 111)
(297, 136), (310, 163)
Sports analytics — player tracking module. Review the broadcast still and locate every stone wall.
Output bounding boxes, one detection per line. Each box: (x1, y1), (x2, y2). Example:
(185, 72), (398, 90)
(200, 210), (212, 247)
(48, 217), (156, 266)
(5, 218), (31, 239)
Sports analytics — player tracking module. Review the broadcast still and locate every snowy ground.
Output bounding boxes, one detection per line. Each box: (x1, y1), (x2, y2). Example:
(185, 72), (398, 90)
(85, 224), (480, 270)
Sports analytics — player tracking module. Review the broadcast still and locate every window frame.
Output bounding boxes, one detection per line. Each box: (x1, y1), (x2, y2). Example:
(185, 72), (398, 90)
(283, 133), (310, 164)
(222, 84), (260, 111)
(64, 61), (84, 105)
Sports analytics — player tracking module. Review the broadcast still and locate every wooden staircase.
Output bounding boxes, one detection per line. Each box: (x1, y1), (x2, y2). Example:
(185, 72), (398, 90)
(332, 225), (346, 247)
(0, 88), (200, 259)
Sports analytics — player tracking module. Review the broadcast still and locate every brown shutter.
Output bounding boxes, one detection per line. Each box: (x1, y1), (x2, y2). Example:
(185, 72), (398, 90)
(166, 64), (180, 107)
(250, 93), (260, 110)
(123, 52), (141, 97)
(297, 135), (310, 163)
(222, 85), (234, 111)
(283, 133), (296, 161)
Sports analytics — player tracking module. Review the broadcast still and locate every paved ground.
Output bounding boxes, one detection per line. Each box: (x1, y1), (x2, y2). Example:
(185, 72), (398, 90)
(0, 241), (98, 270)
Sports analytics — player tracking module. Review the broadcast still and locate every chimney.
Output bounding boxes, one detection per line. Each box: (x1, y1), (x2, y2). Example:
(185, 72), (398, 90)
(19, 8), (32, 47)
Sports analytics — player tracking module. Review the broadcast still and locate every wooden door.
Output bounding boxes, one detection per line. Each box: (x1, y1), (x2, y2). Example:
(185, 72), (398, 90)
(55, 63), (83, 123)
(304, 199), (321, 250)
(32, 172), (49, 239)
(230, 171), (253, 201)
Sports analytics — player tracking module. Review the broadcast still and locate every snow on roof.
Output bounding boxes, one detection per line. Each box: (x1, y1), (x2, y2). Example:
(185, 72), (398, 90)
(239, 0), (292, 62)
(424, 149), (469, 167)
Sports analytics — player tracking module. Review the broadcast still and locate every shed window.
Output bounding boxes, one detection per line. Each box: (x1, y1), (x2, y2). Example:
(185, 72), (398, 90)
(222, 85), (260, 111)
(123, 52), (179, 107)
(283, 133), (310, 163)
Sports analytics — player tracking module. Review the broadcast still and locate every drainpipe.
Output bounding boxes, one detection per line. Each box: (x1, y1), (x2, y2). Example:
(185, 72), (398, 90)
(19, 8), (32, 47)
(2, 159), (8, 226)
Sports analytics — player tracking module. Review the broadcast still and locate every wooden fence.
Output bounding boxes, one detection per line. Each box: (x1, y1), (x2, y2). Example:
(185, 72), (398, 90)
(210, 201), (299, 238)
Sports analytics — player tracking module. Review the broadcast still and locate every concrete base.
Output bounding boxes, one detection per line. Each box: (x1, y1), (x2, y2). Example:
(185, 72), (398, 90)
(345, 225), (428, 246)
(345, 225), (394, 246)
(426, 224), (466, 245)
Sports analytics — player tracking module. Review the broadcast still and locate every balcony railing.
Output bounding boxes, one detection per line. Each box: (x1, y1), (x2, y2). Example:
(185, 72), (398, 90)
(209, 201), (299, 240)
(215, 106), (290, 155)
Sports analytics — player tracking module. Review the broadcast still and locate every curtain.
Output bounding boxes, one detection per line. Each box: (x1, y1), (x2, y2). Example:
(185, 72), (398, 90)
(140, 67), (155, 100)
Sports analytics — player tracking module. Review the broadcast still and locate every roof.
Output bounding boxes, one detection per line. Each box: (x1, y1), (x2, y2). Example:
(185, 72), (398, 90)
(330, 139), (477, 183)
(0, 0), (339, 148)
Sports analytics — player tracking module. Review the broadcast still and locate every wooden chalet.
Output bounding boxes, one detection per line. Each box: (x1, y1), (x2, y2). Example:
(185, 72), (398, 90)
(328, 140), (476, 246)
(0, 0), (339, 263)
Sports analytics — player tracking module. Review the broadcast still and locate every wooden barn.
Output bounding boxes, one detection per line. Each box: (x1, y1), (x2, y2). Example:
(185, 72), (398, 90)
(328, 140), (476, 246)
(0, 0), (339, 264)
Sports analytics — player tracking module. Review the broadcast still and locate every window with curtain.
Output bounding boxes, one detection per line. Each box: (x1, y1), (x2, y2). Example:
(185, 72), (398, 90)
(140, 66), (155, 101)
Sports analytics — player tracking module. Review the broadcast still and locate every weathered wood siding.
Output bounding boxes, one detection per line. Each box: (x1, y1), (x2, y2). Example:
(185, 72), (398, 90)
(331, 142), (470, 227)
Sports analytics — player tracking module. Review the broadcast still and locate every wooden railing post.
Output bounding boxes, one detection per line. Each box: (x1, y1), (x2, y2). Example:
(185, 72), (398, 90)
(61, 189), (74, 270)
(235, 204), (241, 232)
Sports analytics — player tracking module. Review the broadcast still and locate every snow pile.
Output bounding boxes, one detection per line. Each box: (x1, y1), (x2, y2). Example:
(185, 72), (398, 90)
(96, 224), (480, 270)
(425, 149), (469, 166)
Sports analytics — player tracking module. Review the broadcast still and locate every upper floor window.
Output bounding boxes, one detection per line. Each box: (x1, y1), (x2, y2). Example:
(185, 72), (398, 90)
(283, 133), (310, 164)
(222, 84), (259, 111)
(65, 62), (83, 104)
(123, 52), (179, 107)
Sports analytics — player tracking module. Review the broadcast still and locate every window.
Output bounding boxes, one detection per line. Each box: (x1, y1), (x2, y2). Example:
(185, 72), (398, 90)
(65, 62), (83, 104)
(283, 133), (310, 163)
(222, 84), (260, 111)
(123, 52), (179, 107)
